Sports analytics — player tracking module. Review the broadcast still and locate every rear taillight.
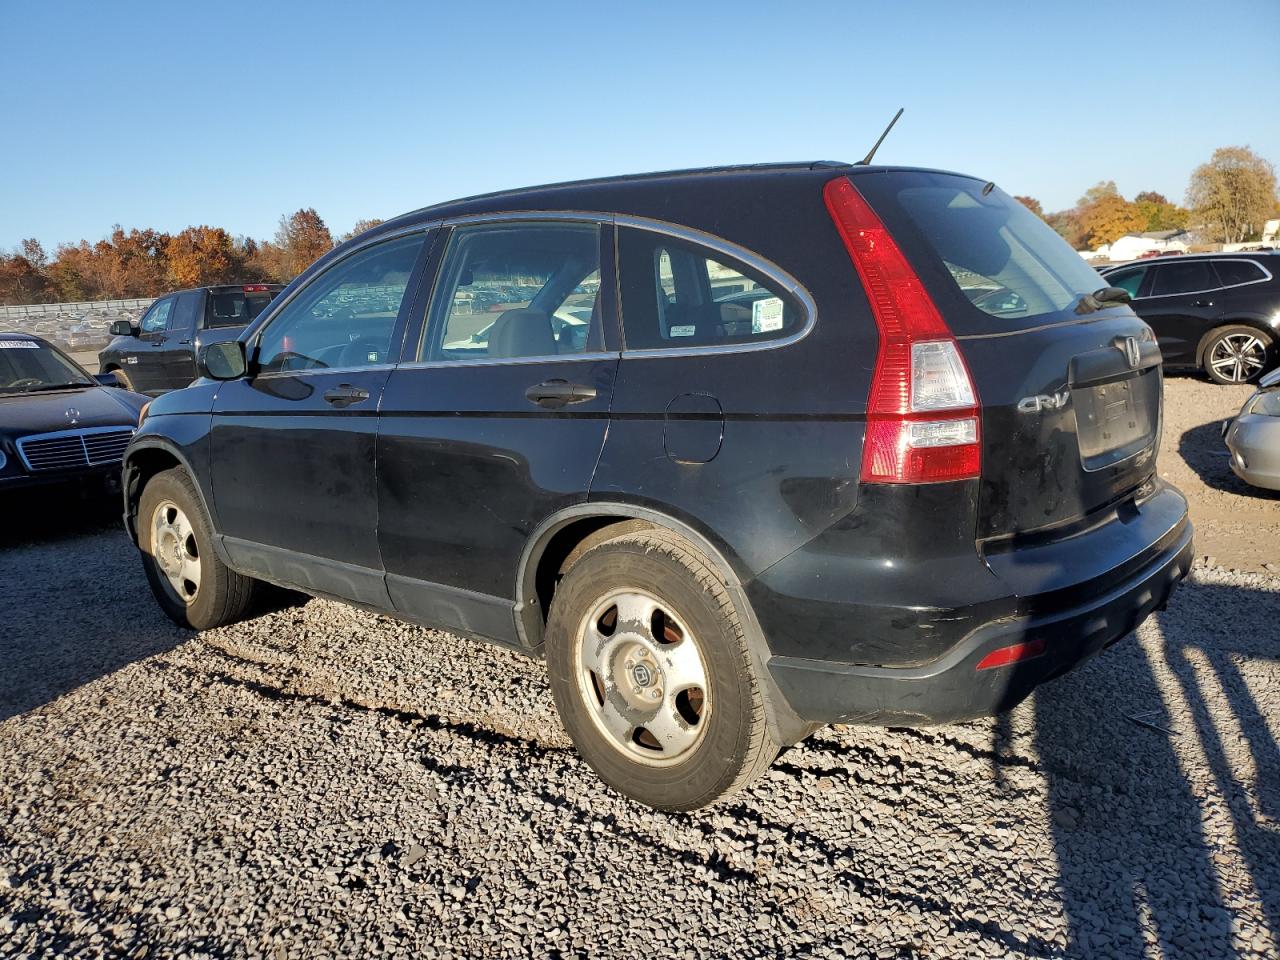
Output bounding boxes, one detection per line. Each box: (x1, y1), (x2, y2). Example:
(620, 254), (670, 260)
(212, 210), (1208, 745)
(242, 284), (269, 292)
(823, 176), (981, 483)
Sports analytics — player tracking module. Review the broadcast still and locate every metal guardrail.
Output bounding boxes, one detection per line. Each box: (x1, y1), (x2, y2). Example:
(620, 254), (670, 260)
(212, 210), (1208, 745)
(0, 298), (156, 320)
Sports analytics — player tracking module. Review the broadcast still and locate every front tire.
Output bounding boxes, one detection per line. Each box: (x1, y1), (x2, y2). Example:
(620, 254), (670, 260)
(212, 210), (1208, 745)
(1202, 325), (1273, 384)
(109, 366), (138, 392)
(138, 468), (257, 630)
(545, 529), (779, 811)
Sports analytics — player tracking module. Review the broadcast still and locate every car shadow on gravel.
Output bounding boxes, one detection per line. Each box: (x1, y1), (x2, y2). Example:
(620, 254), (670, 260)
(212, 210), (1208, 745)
(1178, 421), (1280, 500)
(0, 486), (122, 547)
(1029, 577), (1279, 957)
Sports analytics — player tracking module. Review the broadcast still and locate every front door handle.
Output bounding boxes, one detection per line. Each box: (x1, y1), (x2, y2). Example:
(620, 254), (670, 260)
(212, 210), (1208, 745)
(525, 379), (597, 408)
(323, 384), (371, 408)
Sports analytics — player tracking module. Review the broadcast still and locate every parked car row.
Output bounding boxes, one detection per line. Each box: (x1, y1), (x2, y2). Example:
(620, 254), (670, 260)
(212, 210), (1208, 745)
(7, 161), (1277, 812)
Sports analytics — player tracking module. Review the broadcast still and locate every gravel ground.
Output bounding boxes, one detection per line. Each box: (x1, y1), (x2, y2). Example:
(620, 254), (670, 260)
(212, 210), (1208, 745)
(1, 379), (1278, 960)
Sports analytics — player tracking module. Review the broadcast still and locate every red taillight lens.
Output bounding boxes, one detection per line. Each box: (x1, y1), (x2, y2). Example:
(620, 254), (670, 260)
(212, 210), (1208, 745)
(242, 284), (269, 292)
(823, 176), (981, 483)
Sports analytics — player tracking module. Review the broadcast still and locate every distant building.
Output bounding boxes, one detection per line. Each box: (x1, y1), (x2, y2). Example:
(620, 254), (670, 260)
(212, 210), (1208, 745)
(1080, 230), (1189, 263)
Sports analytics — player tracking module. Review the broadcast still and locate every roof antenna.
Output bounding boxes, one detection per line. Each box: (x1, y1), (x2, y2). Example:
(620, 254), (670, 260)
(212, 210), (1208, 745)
(858, 108), (904, 165)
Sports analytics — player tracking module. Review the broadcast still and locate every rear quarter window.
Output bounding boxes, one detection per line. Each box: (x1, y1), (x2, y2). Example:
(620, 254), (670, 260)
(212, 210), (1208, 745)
(618, 228), (803, 351)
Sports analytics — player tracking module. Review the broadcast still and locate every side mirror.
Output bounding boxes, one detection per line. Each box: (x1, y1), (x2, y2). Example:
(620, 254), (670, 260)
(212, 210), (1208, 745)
(198, 340), (247, 380)
(94, 371), (123, 389)
(110, 320), (139, 337)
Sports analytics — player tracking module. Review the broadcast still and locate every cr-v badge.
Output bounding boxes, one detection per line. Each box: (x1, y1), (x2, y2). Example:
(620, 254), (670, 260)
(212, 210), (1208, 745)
(1017, 390), (1069, 413)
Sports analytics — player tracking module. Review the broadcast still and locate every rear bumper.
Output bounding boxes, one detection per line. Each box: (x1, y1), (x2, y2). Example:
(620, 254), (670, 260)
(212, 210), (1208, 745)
(762, 489), (1194, 725)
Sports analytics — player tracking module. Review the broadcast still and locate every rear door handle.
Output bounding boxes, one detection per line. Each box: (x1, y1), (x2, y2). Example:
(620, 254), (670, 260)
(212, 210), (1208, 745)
(525, 379), (597, 408)
(323, 384), (371, 408)
(1192, 299), (1214, 308)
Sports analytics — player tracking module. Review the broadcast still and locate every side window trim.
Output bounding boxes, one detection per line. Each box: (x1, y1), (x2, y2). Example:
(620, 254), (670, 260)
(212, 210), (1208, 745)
(250, 229), (433, 378)
(1138, 259), (1269, 300)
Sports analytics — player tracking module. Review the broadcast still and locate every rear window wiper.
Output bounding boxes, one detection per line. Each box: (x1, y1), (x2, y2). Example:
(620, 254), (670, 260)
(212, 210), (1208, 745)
(1075, 286), (1132, 315)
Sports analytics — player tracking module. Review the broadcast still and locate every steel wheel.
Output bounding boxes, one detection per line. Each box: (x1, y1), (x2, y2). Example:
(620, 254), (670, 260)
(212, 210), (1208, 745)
(574, 588), (711, 766)
(1208, 332), (1267, 383)
(150, 499), (201, 604)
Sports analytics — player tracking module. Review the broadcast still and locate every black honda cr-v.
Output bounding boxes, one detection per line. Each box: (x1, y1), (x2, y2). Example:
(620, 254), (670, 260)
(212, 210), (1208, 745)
(122, 162), (1193, 810)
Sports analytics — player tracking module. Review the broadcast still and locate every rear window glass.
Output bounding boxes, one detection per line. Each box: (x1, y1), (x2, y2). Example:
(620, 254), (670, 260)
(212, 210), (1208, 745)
(207, 290), (279, 328)
(859, 173), (1110, 330)
(1213, 259), (1268, 287)
(1150, 261), (1216, 297)
(618, 228), (801, 350)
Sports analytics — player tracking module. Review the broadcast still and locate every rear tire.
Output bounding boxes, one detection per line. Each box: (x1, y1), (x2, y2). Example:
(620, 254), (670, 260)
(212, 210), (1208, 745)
(138, 467), (256, 630)
(545, 529), (779, 811)
(1202, 325), (1273, 385)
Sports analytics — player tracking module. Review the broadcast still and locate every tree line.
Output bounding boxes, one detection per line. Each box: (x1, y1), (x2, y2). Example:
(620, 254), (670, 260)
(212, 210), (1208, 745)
(0, 209), (383, 306)
(1019, 146), (1278, 252)
(2, 145), (1276, 306)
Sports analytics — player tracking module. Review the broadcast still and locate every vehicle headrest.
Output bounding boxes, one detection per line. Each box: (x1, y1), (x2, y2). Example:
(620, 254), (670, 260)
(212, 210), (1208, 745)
(488, 308), (555, 359)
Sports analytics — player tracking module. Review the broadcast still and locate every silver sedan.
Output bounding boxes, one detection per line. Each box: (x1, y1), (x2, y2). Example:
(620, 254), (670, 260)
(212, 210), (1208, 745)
(1224, 368), (1280, 490)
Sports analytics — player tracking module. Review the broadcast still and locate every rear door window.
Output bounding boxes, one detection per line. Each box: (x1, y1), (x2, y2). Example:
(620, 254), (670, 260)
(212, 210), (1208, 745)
(618, 228), (801, 350)
(853, 172), (1113, 333)
(171, 291), (201, 332)
(1150, 261), (1217, 297)
(1212, 259), (1268, 287)
(207, 288), (279, 328)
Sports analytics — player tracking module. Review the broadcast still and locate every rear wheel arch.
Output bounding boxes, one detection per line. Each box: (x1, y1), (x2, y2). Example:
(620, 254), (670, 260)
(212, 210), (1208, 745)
(518, 504), (812, 747)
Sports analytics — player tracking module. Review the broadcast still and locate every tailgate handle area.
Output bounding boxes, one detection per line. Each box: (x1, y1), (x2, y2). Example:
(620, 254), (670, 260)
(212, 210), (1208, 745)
(1070, 338), (1162, 389)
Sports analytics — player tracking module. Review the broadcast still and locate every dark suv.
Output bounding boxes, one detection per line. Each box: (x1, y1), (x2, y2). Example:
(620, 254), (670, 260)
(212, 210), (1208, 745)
(99, 284), (283, 395)
(122, 163), (1193, 810)
(1100, 253), (1280, 383)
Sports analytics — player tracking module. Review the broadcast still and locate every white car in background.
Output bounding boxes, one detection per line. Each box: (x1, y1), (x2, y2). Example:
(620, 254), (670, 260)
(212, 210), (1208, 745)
(1224, 367), (1280, 490)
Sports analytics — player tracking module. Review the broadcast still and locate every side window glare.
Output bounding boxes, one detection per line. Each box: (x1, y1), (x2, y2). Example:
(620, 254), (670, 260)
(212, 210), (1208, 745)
(619, 228), (800, 350)
(255, 234), (424, 373)
(426, 222), (601, 362)
(140, 298), (173, 333)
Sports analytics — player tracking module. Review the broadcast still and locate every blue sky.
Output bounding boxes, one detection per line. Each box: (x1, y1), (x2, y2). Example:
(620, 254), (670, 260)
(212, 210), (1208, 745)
(2, 0), (1277, 250)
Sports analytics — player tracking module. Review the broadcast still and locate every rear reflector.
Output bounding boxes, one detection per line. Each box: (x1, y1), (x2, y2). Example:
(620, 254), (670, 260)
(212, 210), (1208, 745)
(975, 638), (1046, 671)
(823, 176), (981, 483)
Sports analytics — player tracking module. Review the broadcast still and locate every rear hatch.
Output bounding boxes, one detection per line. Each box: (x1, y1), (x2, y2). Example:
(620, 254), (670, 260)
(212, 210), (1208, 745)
(853, 170), (1161, 540)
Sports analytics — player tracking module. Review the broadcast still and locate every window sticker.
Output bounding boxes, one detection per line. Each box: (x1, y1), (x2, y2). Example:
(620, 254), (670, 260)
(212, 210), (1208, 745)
(669, 324), (696, 337)
(751, 297), (785, 334)
(0, 340), (39, 349)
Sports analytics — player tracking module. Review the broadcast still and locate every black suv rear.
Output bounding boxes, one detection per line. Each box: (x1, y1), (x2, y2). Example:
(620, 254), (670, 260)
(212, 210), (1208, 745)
(100, 284), (283, 394)
(122, 163), (1192, 810)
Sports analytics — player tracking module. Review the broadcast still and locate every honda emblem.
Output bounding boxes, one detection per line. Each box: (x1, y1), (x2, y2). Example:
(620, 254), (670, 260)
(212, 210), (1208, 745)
(1118, 336), (1140, 369)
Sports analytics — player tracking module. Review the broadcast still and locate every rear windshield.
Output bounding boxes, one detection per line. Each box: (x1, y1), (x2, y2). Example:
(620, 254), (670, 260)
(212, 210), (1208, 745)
(206, 290), (279, 328)
(856, 172), (1109, 332)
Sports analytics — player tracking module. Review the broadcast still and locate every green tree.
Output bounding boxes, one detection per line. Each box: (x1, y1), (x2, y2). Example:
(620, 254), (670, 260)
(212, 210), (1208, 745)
(1186, 146), (1279, 244)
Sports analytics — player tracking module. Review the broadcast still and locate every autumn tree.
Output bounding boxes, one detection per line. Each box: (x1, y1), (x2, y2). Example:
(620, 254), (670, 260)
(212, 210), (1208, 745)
(1014, 196), (1044, 217)
(1186, 146), (1279, 244)
(273, 208), (334, 280)
(0, 250), (49, 304)
(338, 218), (385, 243)
(166, 226), (239, 288)
(1080, 194), (1146, 247)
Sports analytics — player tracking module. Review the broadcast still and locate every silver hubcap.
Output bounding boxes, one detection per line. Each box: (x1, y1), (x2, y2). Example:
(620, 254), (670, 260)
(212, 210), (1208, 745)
(1209, 334), (1266, 383)
(150, 500), (201, 603)
(574, 589), (710, 766)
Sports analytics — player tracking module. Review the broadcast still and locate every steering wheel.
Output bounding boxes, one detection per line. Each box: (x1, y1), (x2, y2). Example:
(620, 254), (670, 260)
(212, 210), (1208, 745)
(7, 377), (43, 388)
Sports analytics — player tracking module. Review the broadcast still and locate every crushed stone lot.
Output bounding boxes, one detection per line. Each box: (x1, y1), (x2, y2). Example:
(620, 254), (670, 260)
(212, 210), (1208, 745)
(2, 378), (1278, 960)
